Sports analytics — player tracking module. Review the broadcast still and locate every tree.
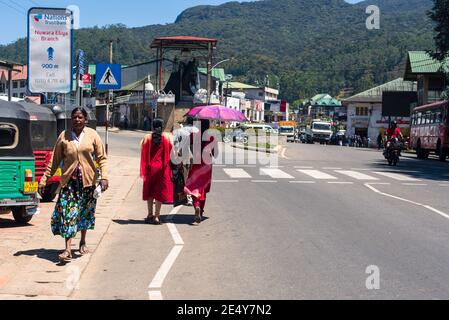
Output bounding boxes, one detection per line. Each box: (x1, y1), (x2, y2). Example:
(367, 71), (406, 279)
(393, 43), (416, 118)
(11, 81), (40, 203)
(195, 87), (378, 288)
(428, 0), (449, 61)
(428, 0), (449, 97)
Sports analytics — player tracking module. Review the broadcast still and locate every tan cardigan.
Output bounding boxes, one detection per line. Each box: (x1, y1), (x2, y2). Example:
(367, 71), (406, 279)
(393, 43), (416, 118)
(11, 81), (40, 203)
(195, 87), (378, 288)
(40, 128), (108, 188)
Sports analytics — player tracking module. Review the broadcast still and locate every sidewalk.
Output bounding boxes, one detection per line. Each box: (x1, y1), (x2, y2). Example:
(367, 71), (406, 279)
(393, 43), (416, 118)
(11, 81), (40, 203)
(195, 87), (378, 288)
(97, 126), (150, 134)
(0, 155), (140, 299)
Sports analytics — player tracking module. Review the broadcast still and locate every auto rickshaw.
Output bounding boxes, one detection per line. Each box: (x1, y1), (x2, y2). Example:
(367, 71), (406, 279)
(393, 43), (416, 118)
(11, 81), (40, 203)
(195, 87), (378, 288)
(0, 100), (39, 223)
(48, 105), (97, 135)
(21, 103), (60, 202)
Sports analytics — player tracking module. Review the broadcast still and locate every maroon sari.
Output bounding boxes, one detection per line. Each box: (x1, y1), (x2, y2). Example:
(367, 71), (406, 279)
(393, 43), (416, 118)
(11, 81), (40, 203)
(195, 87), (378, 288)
(184, 138), (215, 201)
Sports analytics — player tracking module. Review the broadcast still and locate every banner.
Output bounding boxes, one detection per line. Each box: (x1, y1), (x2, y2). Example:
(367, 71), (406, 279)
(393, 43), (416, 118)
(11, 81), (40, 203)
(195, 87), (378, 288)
(28, 8), (73, 93)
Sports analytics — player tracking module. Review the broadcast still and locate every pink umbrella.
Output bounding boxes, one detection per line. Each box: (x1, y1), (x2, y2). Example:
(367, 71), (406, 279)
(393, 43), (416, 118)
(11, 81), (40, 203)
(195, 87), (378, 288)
(185, 105), (248, 123)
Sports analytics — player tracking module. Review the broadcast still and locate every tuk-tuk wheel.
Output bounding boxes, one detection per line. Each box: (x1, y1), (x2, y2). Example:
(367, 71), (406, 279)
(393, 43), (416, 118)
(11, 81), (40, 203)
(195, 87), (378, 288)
(12, 207), (33, 224)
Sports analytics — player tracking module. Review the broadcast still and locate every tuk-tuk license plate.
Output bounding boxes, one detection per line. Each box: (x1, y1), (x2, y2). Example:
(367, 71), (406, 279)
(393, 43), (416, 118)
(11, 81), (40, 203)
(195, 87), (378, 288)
(24, 182), (38, 194)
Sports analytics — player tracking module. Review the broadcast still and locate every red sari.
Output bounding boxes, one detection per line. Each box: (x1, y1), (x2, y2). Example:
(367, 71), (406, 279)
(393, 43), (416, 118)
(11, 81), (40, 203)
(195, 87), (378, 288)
(140, 133), (174, 203)
(184, 138), (215, 204)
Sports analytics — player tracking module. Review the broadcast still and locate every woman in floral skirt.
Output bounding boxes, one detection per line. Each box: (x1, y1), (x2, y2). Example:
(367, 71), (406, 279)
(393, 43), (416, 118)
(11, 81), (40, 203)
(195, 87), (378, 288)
(39, 107), (109, 262)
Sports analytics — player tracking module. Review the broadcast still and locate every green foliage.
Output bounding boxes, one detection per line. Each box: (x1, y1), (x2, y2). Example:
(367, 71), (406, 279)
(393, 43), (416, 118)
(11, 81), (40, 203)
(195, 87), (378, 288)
(0, 0), (435, 102)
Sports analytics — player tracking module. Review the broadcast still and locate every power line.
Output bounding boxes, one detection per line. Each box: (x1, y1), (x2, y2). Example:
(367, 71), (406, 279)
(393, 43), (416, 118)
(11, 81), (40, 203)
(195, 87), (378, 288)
(7, 0), (27, 11)
(26, 0), (41, 6)
(0, 0), (25, 16)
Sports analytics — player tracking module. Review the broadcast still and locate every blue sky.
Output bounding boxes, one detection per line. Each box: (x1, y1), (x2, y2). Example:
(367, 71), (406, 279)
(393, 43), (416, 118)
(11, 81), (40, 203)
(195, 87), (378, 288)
(0, 0), (363, 45)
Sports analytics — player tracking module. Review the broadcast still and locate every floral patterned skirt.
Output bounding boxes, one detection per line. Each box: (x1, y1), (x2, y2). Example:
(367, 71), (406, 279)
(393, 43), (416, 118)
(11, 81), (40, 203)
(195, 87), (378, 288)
(51, 168), (97, 239)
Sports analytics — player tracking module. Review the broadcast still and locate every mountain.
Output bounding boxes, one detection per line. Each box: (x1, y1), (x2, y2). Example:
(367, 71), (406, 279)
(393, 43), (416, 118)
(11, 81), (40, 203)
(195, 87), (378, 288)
(0, 0), (436, 102)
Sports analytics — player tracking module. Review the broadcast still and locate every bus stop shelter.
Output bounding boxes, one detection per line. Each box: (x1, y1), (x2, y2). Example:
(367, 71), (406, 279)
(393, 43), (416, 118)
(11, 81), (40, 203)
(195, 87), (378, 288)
(150, 36), (218, 103)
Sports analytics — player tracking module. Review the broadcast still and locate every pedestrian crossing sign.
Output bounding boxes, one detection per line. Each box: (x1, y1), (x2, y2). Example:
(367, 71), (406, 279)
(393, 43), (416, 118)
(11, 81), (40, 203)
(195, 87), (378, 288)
(95, 64), (121, 90)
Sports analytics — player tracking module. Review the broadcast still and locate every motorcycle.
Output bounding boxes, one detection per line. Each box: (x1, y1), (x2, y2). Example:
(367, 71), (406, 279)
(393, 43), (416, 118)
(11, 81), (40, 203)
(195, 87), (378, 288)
(383, 138), (401, 166)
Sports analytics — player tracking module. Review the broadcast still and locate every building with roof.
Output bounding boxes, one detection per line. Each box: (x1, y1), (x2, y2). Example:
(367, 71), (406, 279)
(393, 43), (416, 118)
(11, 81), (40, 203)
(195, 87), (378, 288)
(342, 78), (417, 142)
(303, 94), (343, 119)
(0, 65), (28, 99)
(404, 51), (448, 106)
(222, 81), (280, 122)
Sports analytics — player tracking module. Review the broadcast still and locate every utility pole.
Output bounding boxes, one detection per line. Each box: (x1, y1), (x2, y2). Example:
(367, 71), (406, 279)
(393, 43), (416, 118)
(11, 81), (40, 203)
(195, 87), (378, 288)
(105, 39), (117, 155)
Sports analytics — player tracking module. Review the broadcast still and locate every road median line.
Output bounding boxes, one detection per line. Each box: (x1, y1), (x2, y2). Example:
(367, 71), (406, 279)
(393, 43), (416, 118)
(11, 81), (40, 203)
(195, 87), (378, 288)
(365, 183), (449, 221)
(148, 205), (185, 300)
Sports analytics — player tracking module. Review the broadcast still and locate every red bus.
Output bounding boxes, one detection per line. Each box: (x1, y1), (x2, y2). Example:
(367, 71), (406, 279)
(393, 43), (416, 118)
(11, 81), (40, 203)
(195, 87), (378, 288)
(410, 101), (449, 161)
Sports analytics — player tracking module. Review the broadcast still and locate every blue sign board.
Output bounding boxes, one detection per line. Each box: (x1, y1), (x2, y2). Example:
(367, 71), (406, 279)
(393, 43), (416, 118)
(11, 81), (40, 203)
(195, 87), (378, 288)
(95, 64), (121, 90)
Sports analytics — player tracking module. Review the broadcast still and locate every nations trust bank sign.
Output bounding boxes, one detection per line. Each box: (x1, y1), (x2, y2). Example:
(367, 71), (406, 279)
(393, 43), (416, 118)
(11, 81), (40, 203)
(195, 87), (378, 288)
(28, 8), (73, 94)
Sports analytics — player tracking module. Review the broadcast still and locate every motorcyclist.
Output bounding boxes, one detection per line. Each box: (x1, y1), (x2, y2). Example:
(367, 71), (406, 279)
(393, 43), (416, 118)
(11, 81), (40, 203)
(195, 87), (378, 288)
(385, 121), (404, 155)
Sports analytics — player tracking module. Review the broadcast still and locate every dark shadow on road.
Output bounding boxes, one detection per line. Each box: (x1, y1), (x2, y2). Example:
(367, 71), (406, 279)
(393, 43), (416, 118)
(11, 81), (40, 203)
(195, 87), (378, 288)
(112, 219), (147, 226)
(0, 218), (32, 229)
(113, 215), (210, 226)
(166, 214), (210, 226)
(367, 155), (449, 182)
(14, 248), (73, 266)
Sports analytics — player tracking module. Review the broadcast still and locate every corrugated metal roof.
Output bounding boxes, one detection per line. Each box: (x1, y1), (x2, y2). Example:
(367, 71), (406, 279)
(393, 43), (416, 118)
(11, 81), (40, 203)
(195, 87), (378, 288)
(308, 94), (341, 107)
(342, 78), (417, 103)
(408, 51), (449, 73)
(226, 81), (258, 89)
(198, 68), (225, 82)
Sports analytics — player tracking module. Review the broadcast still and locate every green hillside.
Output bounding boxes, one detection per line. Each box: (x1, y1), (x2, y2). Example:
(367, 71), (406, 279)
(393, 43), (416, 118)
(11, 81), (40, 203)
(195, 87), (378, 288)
(0, 0), (436, 101)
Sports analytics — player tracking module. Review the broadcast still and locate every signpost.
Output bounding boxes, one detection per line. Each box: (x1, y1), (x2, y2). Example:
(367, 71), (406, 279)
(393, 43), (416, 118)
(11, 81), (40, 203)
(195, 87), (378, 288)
(28, 8), (73, 94)
(95, 63), (122, 154)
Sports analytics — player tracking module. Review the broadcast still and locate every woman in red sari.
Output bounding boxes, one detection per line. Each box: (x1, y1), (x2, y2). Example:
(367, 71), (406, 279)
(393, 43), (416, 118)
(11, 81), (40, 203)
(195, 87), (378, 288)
(184, 119), (217, 224)
(140, 119), (174, 225)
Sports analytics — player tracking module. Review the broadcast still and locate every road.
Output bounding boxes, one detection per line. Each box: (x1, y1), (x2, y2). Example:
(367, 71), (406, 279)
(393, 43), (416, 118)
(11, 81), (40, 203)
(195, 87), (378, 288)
(1, 129), (449, 300)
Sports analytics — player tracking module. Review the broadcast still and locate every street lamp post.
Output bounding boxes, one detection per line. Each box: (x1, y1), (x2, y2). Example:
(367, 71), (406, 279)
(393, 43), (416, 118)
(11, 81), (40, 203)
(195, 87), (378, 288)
(209, 58), (235, 105)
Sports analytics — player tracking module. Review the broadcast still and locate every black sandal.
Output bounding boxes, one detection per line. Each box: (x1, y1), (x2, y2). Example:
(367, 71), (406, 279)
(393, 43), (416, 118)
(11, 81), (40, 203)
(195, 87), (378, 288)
(145, 216), (154, 224)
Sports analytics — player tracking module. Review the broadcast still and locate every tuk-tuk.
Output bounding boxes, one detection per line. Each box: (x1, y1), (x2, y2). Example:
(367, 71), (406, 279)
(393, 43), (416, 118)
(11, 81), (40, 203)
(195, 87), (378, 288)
(29, 105), (97, 202)
(21, 103), (59, 202)
(0, 100), (39, 223)
(48, 105), (97, 136)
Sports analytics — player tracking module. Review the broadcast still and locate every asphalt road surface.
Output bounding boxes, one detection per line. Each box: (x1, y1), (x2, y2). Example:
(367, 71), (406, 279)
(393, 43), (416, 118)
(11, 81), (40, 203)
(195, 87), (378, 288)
(71, 130), (449, 299)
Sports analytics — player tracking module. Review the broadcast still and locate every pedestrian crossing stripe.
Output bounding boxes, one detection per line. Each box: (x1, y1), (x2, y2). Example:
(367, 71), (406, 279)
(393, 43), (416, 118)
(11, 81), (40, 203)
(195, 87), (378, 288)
(219, 167), (432, 184)
(99, 67), (118, 86)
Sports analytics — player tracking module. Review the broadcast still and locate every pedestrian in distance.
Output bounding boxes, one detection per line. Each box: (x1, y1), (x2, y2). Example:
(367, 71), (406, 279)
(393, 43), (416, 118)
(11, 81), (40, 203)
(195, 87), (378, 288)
(39, 107), (109, 263)
(377, 133), (383, 150)
(184, 119), (218, 224)
(140, 118), (174, 225)
(124, 115), (129, 130)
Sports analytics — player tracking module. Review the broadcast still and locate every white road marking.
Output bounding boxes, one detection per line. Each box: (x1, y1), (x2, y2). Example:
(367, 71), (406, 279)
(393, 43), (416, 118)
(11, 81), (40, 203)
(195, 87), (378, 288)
(167, 223), (184, 246)
(373, 172), (421, 182)
(402, 183), (428, 186)
(289, 181), (316, 184)
(281, 147), (289, 159)
(365, 184), (449, 221)
(335, 170), (379, 181)
(297, 170), (337, 180)
(295, 166), (314, 169)
(323, 167), (342, 170)
(328, 182), (354, 185)
(148, 245), (183, 289)
(369, 182), (391, 185)
(224, 168), (252, 179)
(148, 206), (185, 300)
(260, 168), (294, 179)
(148, 291), (163, 300)
(166, 206), (184, 245)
